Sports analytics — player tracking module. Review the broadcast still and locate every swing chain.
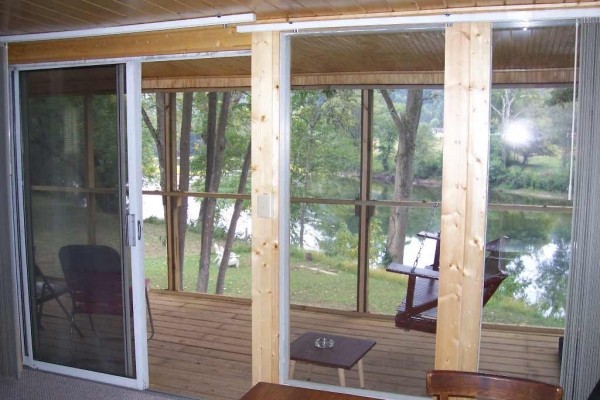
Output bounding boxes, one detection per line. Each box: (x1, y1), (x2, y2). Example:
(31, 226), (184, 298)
(412, 199), (440, 271)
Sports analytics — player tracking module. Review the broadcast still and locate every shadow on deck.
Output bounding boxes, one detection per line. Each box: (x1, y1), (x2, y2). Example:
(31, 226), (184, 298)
(147, 291), (563, 400)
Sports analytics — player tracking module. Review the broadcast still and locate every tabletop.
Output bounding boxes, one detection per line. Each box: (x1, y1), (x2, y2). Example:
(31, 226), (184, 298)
(240, 382), (379, 400)
(290, 331), (376, 369)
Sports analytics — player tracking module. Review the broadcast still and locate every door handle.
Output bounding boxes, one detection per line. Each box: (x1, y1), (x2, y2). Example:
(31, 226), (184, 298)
(126, 214), (137, 247)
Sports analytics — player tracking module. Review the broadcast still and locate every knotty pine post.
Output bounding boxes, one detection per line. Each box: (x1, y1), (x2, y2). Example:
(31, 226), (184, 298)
(251, 31), (281, 385)
(435, 22), (492, 371)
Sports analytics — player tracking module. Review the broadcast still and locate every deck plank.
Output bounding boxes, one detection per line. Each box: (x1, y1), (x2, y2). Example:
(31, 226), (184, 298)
(35, 291), (561, 398)
(147, 291), (562, 399)
(33, 291), (562, 398)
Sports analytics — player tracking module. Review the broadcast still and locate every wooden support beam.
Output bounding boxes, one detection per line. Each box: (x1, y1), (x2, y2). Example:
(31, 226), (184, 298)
(251, 31), (281, 385)
(164, 93), (181, 291)
(357, 89), (373, 313)
(435, 22), (492, 371)
(8, 26), (251, 64)
(140, 67), (573, 91)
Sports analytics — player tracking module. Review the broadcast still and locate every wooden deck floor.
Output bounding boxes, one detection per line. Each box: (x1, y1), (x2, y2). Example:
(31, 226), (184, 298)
(148, 291), (563, 400)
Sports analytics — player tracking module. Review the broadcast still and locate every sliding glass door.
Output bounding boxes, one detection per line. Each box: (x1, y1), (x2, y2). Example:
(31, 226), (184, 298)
(16, 63), (145, 385)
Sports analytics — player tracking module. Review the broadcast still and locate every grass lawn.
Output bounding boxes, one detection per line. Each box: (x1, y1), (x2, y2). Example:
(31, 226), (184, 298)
(143, 220), (563, 327)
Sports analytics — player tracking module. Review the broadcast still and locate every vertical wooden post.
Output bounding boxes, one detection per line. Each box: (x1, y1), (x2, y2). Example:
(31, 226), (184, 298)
(357, 89), (373, 313)
(435, 22), (492, 371)
(251, 31), (281, 385)
(164, 93), (181, 291)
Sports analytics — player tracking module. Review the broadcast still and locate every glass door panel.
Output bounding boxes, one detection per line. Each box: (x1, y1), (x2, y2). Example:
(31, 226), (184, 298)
(20, 65), (135, 378)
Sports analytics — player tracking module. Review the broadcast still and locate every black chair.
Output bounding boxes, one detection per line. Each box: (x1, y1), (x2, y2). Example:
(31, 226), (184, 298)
(34, 263), (83, 337)
(58, 244), (154, 344)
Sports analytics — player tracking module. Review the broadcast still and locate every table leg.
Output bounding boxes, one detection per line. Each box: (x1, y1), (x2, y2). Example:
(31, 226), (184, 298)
(307, 364), (313, 381)
(289, 360), (296, 379)
(338, 368), (346, 387)
(358, 359), (365, 388)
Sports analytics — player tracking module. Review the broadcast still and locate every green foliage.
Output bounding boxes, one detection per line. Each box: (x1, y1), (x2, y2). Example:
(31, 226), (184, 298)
(489, 88), (573, 194)
(144, 215), (164, 224)
(372, 89), (444, 181)
(290, 89), (361, 199)
(546, 88), (574, 107)
(413, 124), (443, 180)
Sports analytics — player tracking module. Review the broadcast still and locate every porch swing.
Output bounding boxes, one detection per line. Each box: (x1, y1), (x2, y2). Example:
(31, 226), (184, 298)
(385, 203), (509, 334)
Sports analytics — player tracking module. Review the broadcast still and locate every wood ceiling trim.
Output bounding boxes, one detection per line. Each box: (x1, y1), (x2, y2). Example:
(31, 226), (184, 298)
(492, 67), (574, 84)
(140, 67), (573, 90)
(292, 71), (445, 85)
(143, 75), (252, 90)
(8, 26), (251, 64)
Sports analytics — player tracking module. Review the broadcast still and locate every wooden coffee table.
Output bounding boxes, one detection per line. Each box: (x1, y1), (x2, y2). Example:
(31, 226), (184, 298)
(289, 331), (376, 388)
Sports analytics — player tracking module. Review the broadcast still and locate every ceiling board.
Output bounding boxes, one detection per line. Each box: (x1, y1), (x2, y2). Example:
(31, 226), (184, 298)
(140, 25), (575, 86)
(0, 0), (596, 37)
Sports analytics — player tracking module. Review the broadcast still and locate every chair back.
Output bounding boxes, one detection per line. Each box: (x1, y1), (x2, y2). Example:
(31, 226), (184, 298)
(484, 236), (510, 277)
(426, 370), (563, 400)
(58, 245), (123, 315)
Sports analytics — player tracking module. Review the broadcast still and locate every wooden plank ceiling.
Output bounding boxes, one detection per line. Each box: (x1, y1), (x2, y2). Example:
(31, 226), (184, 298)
(142, 25), (575, 86)
(0, 0), (596, 37)
(1, 1), (578, 85)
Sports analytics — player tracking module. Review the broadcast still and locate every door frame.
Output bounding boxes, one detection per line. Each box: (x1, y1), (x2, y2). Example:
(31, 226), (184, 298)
(9, 49), (251, 389)
(11, 59), (148, 389)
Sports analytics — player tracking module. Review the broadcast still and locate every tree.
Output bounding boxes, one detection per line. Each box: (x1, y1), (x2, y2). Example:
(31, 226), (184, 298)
(177, 92), (193, 285)
(142, 93), (192, 287)
(380, 89), (423, 263)
(290, 90), (360, 247)
(197, 92), (232, 292)
(142, 91), (250, 294)
(142, 94), (167, 191)
(215, 141), (251, 293)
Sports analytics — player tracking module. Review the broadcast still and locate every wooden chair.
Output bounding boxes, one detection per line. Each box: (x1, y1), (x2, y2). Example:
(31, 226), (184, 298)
(387, 234), (509, 334)
(426, 370), (564, 400)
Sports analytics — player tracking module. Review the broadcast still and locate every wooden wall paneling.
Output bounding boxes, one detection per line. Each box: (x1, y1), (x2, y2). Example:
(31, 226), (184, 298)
(251, 31), (281, 385)
(435, 22), (492, 371)
(8, 26), (251, 64)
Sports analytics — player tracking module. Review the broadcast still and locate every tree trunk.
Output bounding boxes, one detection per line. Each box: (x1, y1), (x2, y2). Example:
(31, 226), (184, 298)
(177, 92), (193, 288)
(216, 140), (251, 294)
(142, 93), (168, 222)
(381, 89), (423, 264)
(197, 92), (232, 292)
(142, 94), (167, 192)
